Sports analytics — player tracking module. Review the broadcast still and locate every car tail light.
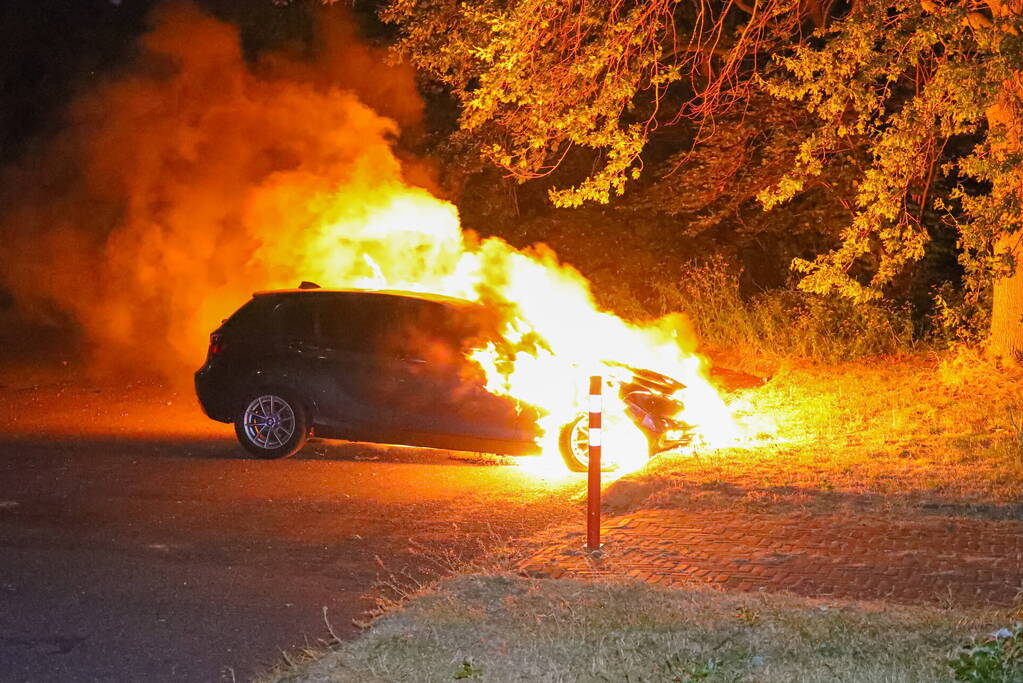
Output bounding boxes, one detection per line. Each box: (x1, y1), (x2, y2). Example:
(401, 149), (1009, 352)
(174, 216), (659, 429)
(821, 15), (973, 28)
(208, 332), (226, 358)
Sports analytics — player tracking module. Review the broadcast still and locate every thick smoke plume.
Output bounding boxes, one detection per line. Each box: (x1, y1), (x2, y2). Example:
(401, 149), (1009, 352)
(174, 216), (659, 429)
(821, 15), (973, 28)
(0, 2), (433, 381)
(0, 1), (743, 468)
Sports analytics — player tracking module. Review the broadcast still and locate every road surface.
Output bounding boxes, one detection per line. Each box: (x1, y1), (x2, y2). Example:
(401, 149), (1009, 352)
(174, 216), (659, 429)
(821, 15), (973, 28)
(0, 365), (581, 681)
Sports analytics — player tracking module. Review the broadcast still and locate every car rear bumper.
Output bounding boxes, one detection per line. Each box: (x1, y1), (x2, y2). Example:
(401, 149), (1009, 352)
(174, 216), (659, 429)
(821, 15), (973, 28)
(194, 364), (235, 423)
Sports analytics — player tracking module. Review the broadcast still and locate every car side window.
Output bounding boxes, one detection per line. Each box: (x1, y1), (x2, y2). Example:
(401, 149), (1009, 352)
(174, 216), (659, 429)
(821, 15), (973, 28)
(273, 299), (318, 343)
(400, 302), (452, 351)
(392, 300), (481, 367)
(318, 295), (398, 354)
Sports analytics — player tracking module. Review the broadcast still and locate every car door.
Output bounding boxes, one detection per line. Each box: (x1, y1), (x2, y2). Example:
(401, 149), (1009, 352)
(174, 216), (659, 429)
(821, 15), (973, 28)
(270, 296), (377, 430)
(386, 300), (537, 441)
(308, 293), (413, 432)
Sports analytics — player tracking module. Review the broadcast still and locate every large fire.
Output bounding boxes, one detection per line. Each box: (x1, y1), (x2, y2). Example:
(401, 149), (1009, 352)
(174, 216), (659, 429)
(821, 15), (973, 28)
(0, 3), (750, 475)
(278, 188), (743, 476)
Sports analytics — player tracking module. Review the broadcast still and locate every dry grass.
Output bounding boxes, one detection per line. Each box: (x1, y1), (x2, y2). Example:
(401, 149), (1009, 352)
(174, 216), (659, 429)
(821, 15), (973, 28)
(647, 256), (916, 362)
(266, 574), (1007, 682)
(259, 350), (1023, 683)
(606, 348), (1023, 518)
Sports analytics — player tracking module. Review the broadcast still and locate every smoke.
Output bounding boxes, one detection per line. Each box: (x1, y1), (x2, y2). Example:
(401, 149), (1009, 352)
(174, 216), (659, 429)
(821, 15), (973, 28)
(0, 2), (434, 381)
(0, 1), (739, 465)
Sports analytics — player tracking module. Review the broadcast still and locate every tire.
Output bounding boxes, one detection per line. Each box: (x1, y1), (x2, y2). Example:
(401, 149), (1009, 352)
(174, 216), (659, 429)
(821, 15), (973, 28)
(558, 413), (617, 473)
(234, 390), (308, 459)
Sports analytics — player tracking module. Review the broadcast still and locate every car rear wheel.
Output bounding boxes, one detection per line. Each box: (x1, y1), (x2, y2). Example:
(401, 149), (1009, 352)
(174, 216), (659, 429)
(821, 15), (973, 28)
(558, 414), (617, 473)
(235, 391), (308, 458)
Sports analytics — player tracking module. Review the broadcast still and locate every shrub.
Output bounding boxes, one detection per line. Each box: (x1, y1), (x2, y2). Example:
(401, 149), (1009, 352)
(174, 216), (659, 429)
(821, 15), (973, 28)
(651, 255), (916, 360)
(949, 624), (1023, 682)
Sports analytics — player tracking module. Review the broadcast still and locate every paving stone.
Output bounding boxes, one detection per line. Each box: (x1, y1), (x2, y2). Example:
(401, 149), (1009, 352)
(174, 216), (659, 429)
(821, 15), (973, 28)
(518, 509), (1023, 606)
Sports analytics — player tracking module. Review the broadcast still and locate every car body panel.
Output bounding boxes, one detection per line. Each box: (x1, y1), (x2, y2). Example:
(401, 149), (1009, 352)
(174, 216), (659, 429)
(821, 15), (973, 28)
(195, 287), (694, 458)
(194, 289), (543, 455)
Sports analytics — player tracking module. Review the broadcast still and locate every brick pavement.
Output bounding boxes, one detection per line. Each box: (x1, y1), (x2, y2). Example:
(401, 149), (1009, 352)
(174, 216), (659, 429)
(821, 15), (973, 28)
(519, 509), (1023, 605)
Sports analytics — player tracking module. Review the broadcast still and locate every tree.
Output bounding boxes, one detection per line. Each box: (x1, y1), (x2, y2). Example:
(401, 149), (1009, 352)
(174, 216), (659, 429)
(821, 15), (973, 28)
(382, 0), (795, 206)
(383, 0), (1023, 359)
(762, 0), (1023, 359)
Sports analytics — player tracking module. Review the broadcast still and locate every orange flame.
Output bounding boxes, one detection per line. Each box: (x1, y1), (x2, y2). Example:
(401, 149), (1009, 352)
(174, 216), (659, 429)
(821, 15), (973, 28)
(0, 4), (751, 474)
(277, 188), (743, 475)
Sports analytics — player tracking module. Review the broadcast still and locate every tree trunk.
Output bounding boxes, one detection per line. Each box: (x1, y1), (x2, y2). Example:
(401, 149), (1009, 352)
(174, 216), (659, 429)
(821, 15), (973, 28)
(984, 50), (1023, 361)
(989, 233), (1023, 362)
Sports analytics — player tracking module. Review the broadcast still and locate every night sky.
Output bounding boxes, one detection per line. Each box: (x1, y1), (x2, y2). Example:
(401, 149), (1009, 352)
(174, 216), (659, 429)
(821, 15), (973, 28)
(0, 1), (368, 166)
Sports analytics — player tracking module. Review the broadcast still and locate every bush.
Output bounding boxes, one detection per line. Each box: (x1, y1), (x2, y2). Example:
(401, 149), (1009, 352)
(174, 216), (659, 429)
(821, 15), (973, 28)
(929, 280), (991, 347)
(650, 255), (916, 360)
(949, 624), (1023, 682)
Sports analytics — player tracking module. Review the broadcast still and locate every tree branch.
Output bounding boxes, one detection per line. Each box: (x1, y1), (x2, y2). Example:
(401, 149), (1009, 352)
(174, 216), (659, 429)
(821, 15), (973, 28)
(733, 0), (757, 15)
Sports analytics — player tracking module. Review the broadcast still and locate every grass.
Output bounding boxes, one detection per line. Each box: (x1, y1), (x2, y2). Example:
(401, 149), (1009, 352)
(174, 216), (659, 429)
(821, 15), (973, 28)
(264, 574), (1009, 682)
(604, 348), (1023, 518)
(263, 349), (1023, 682)
(644, 256), (917, 362)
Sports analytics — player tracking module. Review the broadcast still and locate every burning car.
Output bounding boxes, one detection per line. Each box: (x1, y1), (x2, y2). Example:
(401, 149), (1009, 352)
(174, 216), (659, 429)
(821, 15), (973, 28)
(194, 285), (695, 470)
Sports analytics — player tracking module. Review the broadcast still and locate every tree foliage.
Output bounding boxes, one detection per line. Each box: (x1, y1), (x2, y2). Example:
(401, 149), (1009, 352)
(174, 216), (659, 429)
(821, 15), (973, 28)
(384, 0), (1023, 322)
(382, 0), (797, 206)
(624, 94), (861, 241)
(762, 0), (1023, 303)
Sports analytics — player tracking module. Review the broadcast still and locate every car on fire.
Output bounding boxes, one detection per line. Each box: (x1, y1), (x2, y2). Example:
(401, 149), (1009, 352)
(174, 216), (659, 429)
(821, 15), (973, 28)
(194, 285), (694, 471)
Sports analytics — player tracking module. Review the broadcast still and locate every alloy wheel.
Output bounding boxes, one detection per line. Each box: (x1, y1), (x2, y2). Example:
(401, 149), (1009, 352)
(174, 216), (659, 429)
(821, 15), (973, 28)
(242, 394), (296, 450)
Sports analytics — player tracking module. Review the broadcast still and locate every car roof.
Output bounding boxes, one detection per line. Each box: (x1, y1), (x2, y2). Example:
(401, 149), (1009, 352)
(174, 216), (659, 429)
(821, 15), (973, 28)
(251, 287), (478, 310)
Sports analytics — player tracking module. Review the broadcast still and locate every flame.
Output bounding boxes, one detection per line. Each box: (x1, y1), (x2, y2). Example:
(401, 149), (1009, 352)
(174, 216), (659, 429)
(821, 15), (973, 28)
(275, 186), (744, 476)
(0, 3), (752, 475)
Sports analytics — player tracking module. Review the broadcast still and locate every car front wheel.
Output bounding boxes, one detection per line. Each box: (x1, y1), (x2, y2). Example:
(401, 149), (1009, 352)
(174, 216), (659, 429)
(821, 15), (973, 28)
(234, 391), (308, 458)
(558, 413), (618, 473)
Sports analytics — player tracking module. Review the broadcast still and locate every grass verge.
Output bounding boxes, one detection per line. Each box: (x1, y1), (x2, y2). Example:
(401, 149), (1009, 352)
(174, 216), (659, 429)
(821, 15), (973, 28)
(264, 349), (1023, 682)
(265, 574), (1009, 682)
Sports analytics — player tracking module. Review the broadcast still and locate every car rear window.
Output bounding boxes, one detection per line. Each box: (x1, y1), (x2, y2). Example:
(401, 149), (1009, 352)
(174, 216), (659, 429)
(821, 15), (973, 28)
(220, 297), (271, 334)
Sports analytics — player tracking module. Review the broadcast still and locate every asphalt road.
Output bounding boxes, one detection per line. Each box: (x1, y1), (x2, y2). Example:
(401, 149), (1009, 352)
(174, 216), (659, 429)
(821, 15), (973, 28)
(0, 367), (581, 682)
